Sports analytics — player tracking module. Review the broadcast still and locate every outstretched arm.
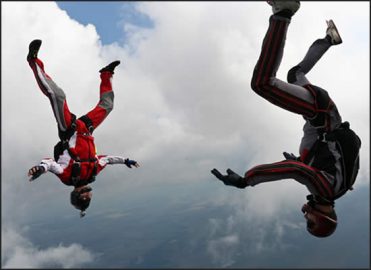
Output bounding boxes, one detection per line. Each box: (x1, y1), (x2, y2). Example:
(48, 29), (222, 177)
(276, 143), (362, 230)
(28, 158), (63, 181)
(211, 153), (301, 189)
(99, 156), (140, 168)
(212, 159), (334, 199)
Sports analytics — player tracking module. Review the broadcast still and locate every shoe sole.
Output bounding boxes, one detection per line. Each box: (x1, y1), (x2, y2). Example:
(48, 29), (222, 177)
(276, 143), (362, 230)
(327, 20), (342, 44)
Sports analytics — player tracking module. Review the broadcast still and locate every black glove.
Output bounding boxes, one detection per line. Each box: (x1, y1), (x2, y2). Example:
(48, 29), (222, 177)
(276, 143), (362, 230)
(211, 168), (247, 189)
(28, 165), (45, 181)
(283, 152), (299, 161)
(124, 158), (139, 168)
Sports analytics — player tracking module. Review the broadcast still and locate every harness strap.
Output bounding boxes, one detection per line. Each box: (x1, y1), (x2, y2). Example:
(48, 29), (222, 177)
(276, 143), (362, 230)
(307, 194), (334, 207)
(303, 139), (321, 165)
(58, 114), (77, 141)
(79, 115), (94, 133)
(71, 161), (98, 187)
(66, 146), (97, 163)
(55, 114), (98, 186)
(303, 123), (348, 164)
(306, 85), (332, 129)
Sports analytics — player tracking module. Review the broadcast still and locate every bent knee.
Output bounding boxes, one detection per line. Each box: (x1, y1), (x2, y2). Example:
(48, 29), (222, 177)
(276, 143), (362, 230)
(105, 104), (113, 115)
(287, 65), (301, 84)
(99, 92), (114, 114)
(250, 77), (273, 95)
(53, 87), (66, 105)
(251, 68), (276, 94)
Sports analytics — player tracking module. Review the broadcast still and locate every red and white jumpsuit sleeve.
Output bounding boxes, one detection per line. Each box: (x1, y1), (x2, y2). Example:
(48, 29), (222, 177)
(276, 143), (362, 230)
(38, 158), (64, 175)
(97, 156), (129, 167)
(34, 155), (129, 184)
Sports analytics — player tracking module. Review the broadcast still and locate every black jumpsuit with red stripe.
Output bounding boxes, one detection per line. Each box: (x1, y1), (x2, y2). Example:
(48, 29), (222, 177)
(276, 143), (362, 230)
(247, 14), (343, 200)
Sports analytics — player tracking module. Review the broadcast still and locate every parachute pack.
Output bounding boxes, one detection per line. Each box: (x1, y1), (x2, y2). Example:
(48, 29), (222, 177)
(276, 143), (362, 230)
(325, 121), (361, 198)
(308, 121), (361, 199)
(303, 86), (361, 198)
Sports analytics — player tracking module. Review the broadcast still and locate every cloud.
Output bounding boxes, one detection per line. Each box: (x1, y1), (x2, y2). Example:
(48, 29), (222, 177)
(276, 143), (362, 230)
(207, 233), (239, 267)
(205, 209), (302, 267)
(1, 1), (369, 267)
(1, 227), (95, 268)
(3, 1), (369, 189)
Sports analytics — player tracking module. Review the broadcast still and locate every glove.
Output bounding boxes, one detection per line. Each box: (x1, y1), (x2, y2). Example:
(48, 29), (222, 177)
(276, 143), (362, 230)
(28, 165), (46, 181)
(124, 158), (139, 168)
(283, 151), (299, 161)
(211, 168), (247, 189)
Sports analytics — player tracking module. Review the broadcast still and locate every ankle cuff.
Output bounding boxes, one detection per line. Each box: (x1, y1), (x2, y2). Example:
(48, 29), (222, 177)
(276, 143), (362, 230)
(275, 9), (293, 19)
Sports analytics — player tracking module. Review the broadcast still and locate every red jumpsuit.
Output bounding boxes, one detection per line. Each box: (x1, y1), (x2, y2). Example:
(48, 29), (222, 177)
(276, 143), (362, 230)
(28, 57), (127, 186)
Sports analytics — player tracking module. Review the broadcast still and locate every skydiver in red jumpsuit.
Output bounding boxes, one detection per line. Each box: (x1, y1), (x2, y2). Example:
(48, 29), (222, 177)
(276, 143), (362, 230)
(27, 39), (140, 217)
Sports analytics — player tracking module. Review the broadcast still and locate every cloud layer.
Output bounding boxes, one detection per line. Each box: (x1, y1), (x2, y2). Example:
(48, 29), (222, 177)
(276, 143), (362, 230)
(2, 227), (94, 268)
(2, 1), (369, 268)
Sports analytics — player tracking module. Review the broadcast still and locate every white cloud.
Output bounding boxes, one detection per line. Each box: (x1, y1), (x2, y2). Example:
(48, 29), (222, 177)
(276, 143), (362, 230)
(206, 209), (302, 266)
(1, 1), (369, 267)
(1, 227), (95, 268)
(3, 1), (369, 186)
(207, 233), (239, 267)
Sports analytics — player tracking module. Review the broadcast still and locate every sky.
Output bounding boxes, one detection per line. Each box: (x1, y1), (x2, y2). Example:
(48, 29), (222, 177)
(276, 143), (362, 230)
(1, 1), (370, 268)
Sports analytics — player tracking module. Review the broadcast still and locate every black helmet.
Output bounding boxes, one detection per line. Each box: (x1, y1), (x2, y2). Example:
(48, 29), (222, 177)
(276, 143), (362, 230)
(301, 195), (337, 238)
(70, 186), (92, 217)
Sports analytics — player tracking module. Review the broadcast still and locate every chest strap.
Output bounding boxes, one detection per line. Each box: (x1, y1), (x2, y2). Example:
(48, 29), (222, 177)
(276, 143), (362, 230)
(79, 115), (94, 133)
(71, 161), (98, 187)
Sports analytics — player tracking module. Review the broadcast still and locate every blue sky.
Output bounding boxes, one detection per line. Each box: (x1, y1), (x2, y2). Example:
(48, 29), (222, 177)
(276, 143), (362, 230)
(57, 2), (153, 45)
(2, 1), (370, 268)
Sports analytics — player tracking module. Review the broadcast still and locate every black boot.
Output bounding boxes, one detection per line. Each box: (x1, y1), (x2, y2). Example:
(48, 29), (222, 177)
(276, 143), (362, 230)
(99, 60), (121, 74)
(27, 39), (42, 61)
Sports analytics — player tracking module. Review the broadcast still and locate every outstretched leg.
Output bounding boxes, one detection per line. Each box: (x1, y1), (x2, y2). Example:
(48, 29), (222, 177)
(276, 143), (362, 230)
(27, 39), (75, 133)
(251, 3), (317, 118)
(80, 61), (120, 133)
